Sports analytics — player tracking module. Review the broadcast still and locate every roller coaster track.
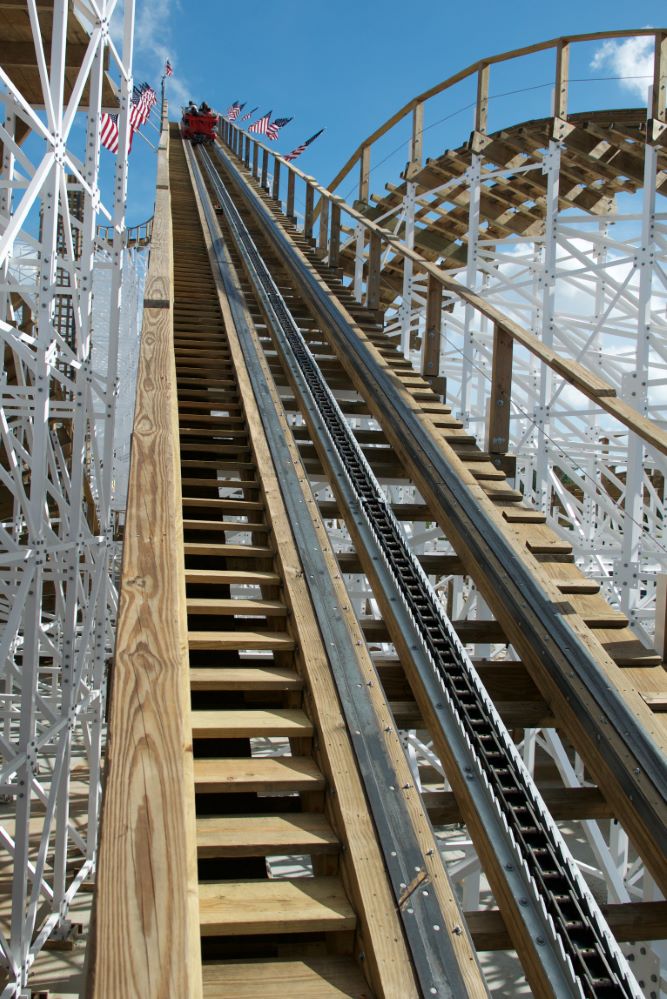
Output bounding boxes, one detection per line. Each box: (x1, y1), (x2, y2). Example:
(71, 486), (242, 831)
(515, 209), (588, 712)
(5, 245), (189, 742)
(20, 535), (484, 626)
(91, 55), (667, 999)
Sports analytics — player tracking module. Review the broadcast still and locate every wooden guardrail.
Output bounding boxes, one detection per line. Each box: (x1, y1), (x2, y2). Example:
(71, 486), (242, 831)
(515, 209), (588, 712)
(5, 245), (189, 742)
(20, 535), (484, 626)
(322, 29), (666, 206)
(220, 94), (667, 461)
(89, 104), (202, 998)
(97, 217), (153, 247)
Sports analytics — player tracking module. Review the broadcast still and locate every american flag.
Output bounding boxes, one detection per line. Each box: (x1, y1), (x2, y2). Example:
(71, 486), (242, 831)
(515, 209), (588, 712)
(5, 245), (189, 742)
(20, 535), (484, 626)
(239, 106), (258, 122)
(248, 110), (271, 135)
(227, 102), (245, 122)
(266, 115), (292, 141)
(100, 112), (119, 153)
(165, 59), (173, 77)
(283, 128), (324, 162)
(130, 84), (153, 128)
(225, 100), (240, 117)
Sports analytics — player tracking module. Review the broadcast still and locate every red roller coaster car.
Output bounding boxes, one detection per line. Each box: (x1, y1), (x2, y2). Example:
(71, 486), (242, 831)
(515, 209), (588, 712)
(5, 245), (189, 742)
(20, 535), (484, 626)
(181, 105), (217, 145)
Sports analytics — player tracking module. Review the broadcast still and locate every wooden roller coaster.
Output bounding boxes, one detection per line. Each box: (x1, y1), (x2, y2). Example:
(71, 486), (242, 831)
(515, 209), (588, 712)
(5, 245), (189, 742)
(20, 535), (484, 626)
(88, 31), (667, 999)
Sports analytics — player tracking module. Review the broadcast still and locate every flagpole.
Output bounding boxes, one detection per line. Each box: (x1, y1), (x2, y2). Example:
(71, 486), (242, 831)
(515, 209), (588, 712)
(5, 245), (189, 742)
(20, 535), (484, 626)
(133, 127), (158, 153)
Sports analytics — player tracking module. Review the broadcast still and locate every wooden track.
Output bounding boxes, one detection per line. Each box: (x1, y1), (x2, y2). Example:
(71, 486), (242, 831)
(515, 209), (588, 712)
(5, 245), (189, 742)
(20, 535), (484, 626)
(92, 123), (490, 997)
(92, 111), (667, 996)
(343, 108), (667, 306)
(195, 135), (667, 973)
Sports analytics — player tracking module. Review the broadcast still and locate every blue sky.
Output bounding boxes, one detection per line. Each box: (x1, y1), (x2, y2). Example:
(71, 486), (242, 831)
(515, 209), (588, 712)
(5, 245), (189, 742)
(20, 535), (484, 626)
(118, 0), (666, 224)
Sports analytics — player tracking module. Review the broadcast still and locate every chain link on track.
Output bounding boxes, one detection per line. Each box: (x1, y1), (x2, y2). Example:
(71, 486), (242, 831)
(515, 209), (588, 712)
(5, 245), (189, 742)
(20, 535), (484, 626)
(196, 144), (643, 999)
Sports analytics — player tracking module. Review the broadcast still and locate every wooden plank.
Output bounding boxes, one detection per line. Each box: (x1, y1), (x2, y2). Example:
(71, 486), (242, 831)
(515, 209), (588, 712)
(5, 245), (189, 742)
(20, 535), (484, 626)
(196, 813), (339, 857)
(202, 957), (371, 998)
(261, 148), (269, 190)
(329, 201), (342, 268)
(304, 181), (315, 240)
(411, 102), (424, 166)
(359, 145), (371, 203)
(184, 569), (280, 585)
(475, 64), (490, 134)
(554, 41), (570, 121)
(487, 324), (513, 456)
(286, 168), (296, 219)
(188, 142), (485, 998)
(421, 274), (442, 385)
(90, 119), (202, 999)
(465, 901), (667, 950)
(189, 666), (302, 691)
(183, 542), (274, 559)
(188, 630), (295, 651)
(318, 194), (330, 257)
(199, 878), (357, 936)
(366, 231), (381, 311)
(425, 785), (613, 825)
(191, 708), (313, 739)
(271, 157), (281, 202)
(193, 756), (325, 794)
(186, 597), (286, 616)
(654, 572), (667, 660)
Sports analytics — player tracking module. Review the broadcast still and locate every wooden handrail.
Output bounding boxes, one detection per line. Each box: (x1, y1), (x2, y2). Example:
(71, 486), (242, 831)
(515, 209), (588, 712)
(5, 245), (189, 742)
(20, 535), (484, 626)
(220, 110), (667, 459)
(89, 103), (202, 998)
(324, 29), (666, 201)
(97, 216), (153, 246)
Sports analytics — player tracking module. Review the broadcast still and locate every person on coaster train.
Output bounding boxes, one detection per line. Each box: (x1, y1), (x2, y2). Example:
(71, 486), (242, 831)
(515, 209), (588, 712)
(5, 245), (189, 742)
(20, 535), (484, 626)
(187, 100), (198, 116)
(199, 101), (211, 114)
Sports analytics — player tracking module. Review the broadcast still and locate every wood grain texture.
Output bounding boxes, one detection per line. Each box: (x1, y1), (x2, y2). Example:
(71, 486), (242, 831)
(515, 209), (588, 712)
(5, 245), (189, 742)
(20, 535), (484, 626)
(89, 116), (202, 999)
(185, 151), (488, 998)
(202, 957), (372, 998)
(199, 878), (357, 936)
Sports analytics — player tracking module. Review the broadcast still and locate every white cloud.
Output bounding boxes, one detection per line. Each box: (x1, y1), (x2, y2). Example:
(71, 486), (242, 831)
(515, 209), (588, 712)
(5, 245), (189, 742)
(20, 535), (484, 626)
(590, 35), (654, 103)
(110, 0), (191, 106)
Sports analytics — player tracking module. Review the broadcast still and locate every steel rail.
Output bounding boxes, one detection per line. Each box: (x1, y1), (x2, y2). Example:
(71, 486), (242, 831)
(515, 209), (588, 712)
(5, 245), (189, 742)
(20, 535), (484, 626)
(185, 141), (477, 999)
(199, 144), (643, 999)
(208, 139), (667, 881)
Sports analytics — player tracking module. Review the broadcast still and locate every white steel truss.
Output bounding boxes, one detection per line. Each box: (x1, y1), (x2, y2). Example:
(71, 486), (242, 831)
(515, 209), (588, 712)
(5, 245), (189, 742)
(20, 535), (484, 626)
(348, 120), (667, 642)
(0, 0), (135, 993)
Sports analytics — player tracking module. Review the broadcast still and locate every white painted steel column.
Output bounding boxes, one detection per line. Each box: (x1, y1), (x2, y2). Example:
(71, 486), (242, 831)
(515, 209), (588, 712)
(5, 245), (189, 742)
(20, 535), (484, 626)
(619, 142), (657, 619)
(399, 182), (416, 357)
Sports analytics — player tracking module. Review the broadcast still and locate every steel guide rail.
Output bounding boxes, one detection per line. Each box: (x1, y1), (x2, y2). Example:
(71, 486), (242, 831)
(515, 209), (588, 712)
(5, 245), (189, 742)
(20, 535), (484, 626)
(184, 142), (473, 999)
(213, 136), (667, 848)
(196, 145), (642, 998)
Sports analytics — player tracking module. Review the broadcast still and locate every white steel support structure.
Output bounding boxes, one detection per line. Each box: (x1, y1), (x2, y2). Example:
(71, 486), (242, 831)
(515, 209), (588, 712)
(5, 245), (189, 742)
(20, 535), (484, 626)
(0, 1), (135, 994)
(389, 136), (667, 642)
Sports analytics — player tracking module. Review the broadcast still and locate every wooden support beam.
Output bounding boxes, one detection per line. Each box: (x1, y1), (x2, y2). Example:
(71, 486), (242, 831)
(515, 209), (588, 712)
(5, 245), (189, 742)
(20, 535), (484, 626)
(487, 323), (513, 456)
(252, 141), (259, 179)
(554, 40), (570, 120)
(652, 30), (667, 126)
(329, 201), (341, 268)
(425, 786), (613, 826)
(411, 102), (424, 166)
(654, 573), (667, 662)
(317, 195), (330, 257)
(286, 169), (296, 220)
(304, 182), (315, 241)
(90, 128), (202, 999)
(261, 148), (269, 190)
(475, 64), (490, 134)
(271, 158), (281, 203)
(366, 230), (382, 311)
(359, 144), (371, 203)
(465, 902), (667, 951)
(244, 135), (251, 168)
(422, 274), (443, 389)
